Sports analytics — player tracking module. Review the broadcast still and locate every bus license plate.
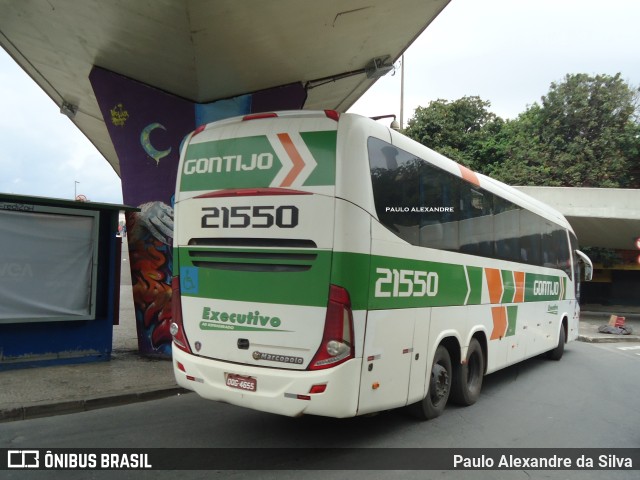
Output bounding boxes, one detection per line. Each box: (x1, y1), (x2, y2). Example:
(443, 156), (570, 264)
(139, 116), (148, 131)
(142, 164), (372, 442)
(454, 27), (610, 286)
(225, 373), (257, 392)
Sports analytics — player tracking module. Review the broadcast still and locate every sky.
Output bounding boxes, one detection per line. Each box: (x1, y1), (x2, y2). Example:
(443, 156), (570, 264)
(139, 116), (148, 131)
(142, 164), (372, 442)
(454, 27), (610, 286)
(1, 0), (639, 205)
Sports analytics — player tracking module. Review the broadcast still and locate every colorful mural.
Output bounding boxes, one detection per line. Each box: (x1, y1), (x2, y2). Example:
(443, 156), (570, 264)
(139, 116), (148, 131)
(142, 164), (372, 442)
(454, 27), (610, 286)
(90, 67), (306, 356)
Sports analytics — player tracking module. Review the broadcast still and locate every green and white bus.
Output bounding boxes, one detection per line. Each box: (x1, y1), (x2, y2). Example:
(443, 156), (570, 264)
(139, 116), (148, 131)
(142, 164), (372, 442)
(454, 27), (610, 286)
(171, 110), (592, 419)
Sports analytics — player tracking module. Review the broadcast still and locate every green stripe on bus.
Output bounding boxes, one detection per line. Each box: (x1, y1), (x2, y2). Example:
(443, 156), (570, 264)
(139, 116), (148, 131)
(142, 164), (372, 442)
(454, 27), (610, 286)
(506, 305), (518, 337)
(177, 247), (332, 307)
(466, 266), (482, 305)
(299, 131), (337, 186)
(178, 248), (568, 309)
(181, 136), (281, 191)
(524, 273), (564, 302)
(502, 270), (515, 303)
(367, 255), (475, 310)
(180, 131), (337, 192)
(330, 251), (371, 310)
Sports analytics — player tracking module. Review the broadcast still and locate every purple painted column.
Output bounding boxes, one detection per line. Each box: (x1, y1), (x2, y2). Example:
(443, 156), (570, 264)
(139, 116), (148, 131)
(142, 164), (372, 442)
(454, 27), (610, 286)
(90, 67), (306, 356)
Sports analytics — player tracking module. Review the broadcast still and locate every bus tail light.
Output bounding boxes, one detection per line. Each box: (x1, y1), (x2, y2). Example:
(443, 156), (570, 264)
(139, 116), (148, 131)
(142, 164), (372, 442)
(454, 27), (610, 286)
(170, 276), (192, 354)
(192, 124), (206, 136)
(309, 285), (354, 370)
(242, 112), (278, 121)
(309, 384), (327, 394)
(324, 110), (340, 121)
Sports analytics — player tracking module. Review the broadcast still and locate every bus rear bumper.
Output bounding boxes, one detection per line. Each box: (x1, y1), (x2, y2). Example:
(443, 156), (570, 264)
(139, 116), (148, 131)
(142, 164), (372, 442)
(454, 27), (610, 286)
(172, 346), (361, 418)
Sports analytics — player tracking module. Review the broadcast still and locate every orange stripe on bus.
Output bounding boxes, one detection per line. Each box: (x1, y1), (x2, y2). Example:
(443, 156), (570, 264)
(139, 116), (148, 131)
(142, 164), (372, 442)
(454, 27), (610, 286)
(485, 268), (503, 304)
(458, 164), (480, 186)
(277, 133), (305, 187)
(513, 271), (525, 303)
(491, 306), (508, 340)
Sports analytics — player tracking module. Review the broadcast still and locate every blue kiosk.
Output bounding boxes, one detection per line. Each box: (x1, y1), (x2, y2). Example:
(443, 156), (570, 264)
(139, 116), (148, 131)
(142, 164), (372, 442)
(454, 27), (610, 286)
(0, 193), (136, 370)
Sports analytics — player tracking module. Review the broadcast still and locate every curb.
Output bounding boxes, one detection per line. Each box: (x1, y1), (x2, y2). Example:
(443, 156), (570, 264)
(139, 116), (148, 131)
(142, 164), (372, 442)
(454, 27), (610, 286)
(0, 387), (190, 423)
(581, 311), (640, 320)
(577, 335), (640, 344)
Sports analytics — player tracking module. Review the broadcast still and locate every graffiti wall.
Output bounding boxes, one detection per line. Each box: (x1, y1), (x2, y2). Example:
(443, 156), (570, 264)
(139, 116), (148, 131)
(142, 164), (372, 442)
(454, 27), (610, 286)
(90, 67), (306, 356)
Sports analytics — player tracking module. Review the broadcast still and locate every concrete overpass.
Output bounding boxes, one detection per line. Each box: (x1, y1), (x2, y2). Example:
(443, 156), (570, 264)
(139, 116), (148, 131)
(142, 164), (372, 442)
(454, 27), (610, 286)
(516, 187), (640, 251)
(2, 1), (637, 354)
(0, 0), (450, 176)
(5, 1), (634, 254)
(0, 0), (452, 357)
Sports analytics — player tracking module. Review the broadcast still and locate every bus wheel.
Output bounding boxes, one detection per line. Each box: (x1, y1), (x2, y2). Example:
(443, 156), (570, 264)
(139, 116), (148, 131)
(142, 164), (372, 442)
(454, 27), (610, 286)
(450, 338), (484, 406)
(409, 345), (451, 420)
(546, 325), (565, 361)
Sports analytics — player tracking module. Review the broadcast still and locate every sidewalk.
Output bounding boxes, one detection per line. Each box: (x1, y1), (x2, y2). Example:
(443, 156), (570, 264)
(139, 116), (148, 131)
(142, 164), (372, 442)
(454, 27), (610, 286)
(0, 246), (184, 422)
(577, 304), (640, 343)
(1, 262), (639, 422)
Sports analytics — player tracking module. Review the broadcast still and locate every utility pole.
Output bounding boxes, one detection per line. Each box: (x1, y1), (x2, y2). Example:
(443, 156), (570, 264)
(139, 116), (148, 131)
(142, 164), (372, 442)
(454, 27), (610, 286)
(400, 55), (405, 130)
(74, 180), (79, 200)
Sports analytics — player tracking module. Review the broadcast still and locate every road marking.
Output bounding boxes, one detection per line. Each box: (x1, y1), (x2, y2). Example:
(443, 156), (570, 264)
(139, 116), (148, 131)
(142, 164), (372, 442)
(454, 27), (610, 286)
(617, 346), (640, 351)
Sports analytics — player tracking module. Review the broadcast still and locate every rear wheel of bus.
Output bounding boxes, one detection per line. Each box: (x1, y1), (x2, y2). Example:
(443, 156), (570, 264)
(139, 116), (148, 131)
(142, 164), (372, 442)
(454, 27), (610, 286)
(409, 345), (452, 420)
(546, 323), (565, 361)
(450, 337), (484, 406)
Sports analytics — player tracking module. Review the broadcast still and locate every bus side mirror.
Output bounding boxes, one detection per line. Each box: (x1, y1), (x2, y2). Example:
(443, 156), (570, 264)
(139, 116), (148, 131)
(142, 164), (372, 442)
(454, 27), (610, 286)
(574, 250), (593, 282)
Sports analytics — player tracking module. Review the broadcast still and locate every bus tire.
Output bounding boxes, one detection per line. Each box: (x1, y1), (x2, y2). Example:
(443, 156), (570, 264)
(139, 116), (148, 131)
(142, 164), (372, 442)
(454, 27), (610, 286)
(450, 338), (484, 406)
(546, 325), (565, 361)
(409, 345), (452, 420)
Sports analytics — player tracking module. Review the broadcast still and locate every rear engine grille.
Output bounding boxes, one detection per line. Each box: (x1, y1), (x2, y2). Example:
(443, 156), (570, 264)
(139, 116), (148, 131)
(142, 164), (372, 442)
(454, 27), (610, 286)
(189, 238), (317, 249)
(187, 238), (318, 272)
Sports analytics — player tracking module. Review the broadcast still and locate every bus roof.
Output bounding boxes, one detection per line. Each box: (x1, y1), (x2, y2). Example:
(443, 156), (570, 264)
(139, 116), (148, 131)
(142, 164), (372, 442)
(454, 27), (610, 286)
(184, 110), (575, 236)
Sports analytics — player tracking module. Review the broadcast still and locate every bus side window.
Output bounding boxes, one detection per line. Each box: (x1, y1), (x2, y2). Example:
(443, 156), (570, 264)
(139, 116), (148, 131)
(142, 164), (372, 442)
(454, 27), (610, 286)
(368, 136), (461, 250)
(417, 166), (459, 251)
(459, 186), (493, 257)
(368, 137), (420, 244)
(368, 135), (573, 276)
(519, 210), (542, 266)
(494, 196), (521, 263)
(555, 229), (572, 278)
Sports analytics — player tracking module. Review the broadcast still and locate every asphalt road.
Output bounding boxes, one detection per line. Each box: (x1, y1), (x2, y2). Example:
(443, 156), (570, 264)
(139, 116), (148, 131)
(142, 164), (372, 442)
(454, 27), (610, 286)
(590, 342), (640, 360)
(2, 340), (638, 480)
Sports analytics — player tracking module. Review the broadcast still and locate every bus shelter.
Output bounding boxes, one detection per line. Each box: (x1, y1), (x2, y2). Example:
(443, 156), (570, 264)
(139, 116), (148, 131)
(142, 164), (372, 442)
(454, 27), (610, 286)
(0, 193), (136, 370)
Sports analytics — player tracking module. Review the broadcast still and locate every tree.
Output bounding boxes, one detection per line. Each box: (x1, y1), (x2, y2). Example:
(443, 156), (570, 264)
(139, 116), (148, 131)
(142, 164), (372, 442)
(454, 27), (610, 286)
(403, 96), (503, 170)
(404, 74), (640, 188)
(487, 73), (640, 187)
(482, 105), (555, 185)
